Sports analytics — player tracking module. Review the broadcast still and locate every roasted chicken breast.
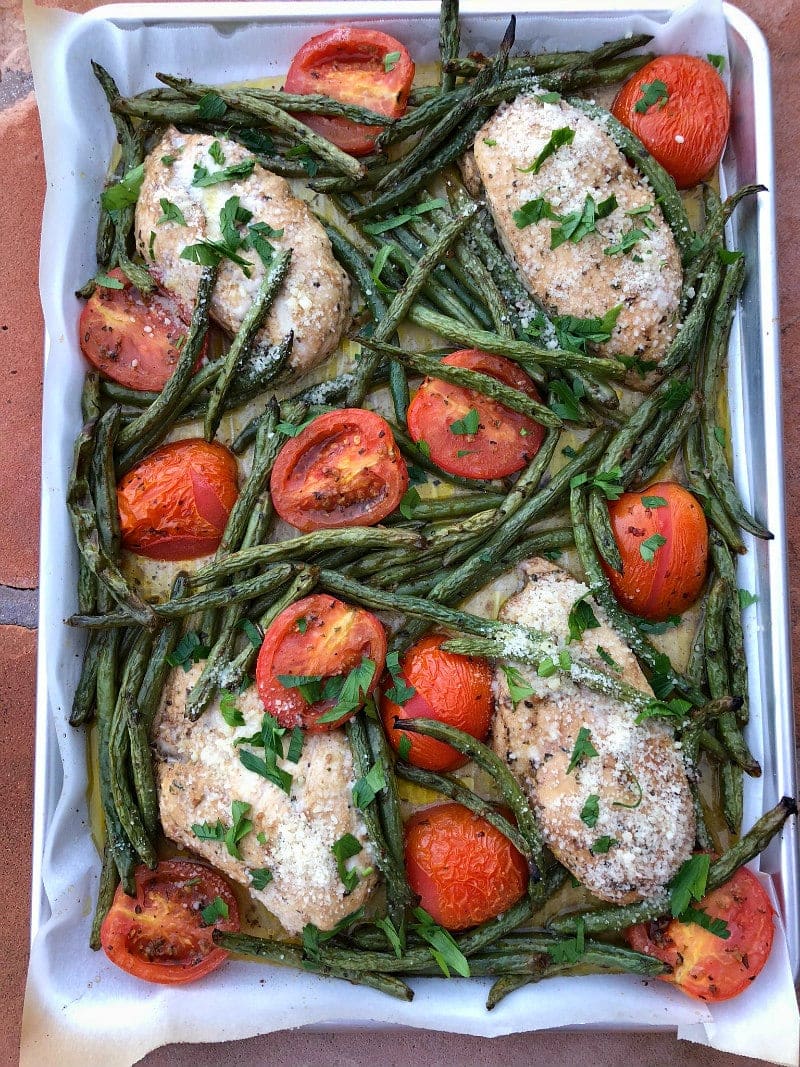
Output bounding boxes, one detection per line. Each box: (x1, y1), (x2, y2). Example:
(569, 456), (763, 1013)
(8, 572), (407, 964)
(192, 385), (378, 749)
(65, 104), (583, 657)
(473, 96), (682, 367)
(135, 128), (350, 376)
(492, 558), (694, 903)
(153, 664), (376, 934)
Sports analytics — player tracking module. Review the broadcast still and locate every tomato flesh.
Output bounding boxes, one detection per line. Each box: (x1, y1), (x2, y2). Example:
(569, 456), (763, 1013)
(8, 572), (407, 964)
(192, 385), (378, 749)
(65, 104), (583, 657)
(404, 803), (528, 930)
(79, 268), (201, 391)
(625, 867), (774, 1001)
(100, 860), (239, 985)
(256, 594), (387, 731)
(611, 55), (730, 189)
(117, 439), (239, 560)
(602, 481), (708, 621)
(406, 350), (546, 480)
(284, 27), (415, 156)
(380, 635), (493, 772)
(270, 408), (408, 532)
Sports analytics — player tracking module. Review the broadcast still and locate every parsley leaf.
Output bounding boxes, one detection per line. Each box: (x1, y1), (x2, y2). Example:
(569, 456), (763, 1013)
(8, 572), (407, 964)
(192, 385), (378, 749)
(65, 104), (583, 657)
(669, 854), (711, 917)
(411, 907), (470, 977)
(681, 906), (730, 939)
(374, 916), (404, 957)
(219, 195), (253, 252)
(549, 379), (585, 421)
(200, 896), (229, 925)
(249, 867), (273, 891)
(197, 91), (227, 120)
(635, 614), (681, 635)
(482, 137), (497, 147)
(591, 835), (617, 854)
(239, 748), (292, 794)
(513, 196), (560, 230)
(191, 819), (226, 843)
(332, 832), (362, 893)
(658, 378), (693, 412)
(449, 408), (480, 435)
(518, 126), (575, 175)
(224, 799), (253, 859)
(239, 618), (263, 649)
(640, 532), (667, 563)
(276, 417), (316, 437)
(738, 588), (758, 610)
(604, 228), (648, 257)
(634, 79), (669, 114)
(385, 650), (416, 704)
(501, 663), (534, 706)
(580, 794), (599, 828)
(547, 917), (585, 964)
(192, 158), (255, 187)
(551, 194), (617, 250)
(634, 696), (691, 726)
(566, 726), (598, 774)
(219, 690), (246, 728)
(707, 53), (726, 73)
(641, 495), (667, 509)
(315, 657), (377, 725)
(398, 734), (412, 761)
(353, 762), (386, 810)
(362, 199), (448, 236)
(101, 163), (145, 213)
(209, 139), (226, 165)
(399, 486), (421, 520)
(552, 305), (622, 353)
(383, 50), (401, 72)
(237, 128), (276, 156)
(596, 645), (622, 673)
(180, 239), (253, 276)
(167, 630), (210, 670)
(157, 198), (187, 227)
(567, 596), (600, 644)
(570, 466), (624, 501)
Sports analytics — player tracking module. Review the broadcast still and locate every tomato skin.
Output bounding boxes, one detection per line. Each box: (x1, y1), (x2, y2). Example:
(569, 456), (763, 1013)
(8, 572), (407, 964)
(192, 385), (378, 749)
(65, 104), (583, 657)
(380, 635), (493, 772)
(611, 55), (730, 188)
(270, 409), (408, 532)
(406, 350), (546, 480)
(602, 481), (708, 621)
(100, 860), (239, 985)
(625, 867), (774, 1001)
(404, 803), (528, 930)
(117, 439), (239, 561)
(284, 27), (415, 156)
(256, 594), (387, 731)
(79, 268), (202, 391)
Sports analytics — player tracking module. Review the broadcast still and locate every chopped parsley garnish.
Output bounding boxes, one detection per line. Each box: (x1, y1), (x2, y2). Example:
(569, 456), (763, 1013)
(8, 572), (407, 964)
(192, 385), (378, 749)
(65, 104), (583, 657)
(537, 650), (571, 678)
(718, 247), (742, 265)
(167, 630), (210, 670)
(537, 91), (561, 104)
(247, 220), (284, 267)
(332, 832), (362, 892)
(237, 717), (292, 793)
(191, 800), (253, 860)
(501, 663), (534, 706)
(249, 867), (273, 891)
(315, 656), (377, 726)
(738, 588), (758, 610)
(209, 139), (226, 165)
(180, 238), (253, 276)
(457, 449), (476, 458)
(191, 819), (226, 843)
(596, 646), (622, 673)
(236, 127), (276, 156)
(591, 835), (617, 855)
(547, 917), (585, 964)
(634, 79), (669, 114)
(449, 408), (480, 435)
(200, 896), (229, 925)
(384, 650), (416, 705)
(482, 137), (497, 147)
(219, 195), (253, 252)
(658, 377), (693, 412)
(669, 853), (711, 917)
(639, 532), (667, 563)
(239, 618), (262, 649)
(192, 158), (255, 187)
(551, 305), (622, 353)
(374, 916), (404, 957)
(566, 726), (598, 774)
(197, 91), (227, 120)
(579, 794), (599, 828)
(681, 906), (730, 939)
(513, 196), (560, 230)
(398, 734), (412, 761)
(567, 596), (600, 644)
(285, 726), (304, 764)
(276, 416), (316, 437)
(296, 617), (308, 634)
(383, 50), (401, 72)
(612, 768), (643, 810)
(219, 690), (246, 729)
(416, 439), (431, 459)
(398, 486), (421, 520)
(707, 53), (726, 73)
(161, 153), (179, 166)
(551, 194), (617, 250)
(101, 163), (145, 213)
(352, 762), (387, 810)
(410, 907), (470, 977)
(362, 199), (448, 236)
(634, 696), (691, 726)
(549, 379), (585, 422)
(94, 272), (124, 290)
(518, 126), (575, 175)
(635, 614), (681, 635)
(641, 495), (667, 509)
(570, 467), (624, 501)
(302, 908), (366, 960)
(371, 242), (397, 294)
(604, 227), (648, 257)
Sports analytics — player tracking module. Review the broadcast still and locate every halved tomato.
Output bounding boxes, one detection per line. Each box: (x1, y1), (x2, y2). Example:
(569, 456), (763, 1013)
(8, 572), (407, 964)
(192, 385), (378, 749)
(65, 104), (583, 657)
(256, 594), (387, 731)
(380, 635), (493, 772)
(602, 481), (708, 621)
(270, 408), (408, 532)
(284, 27), (415, 155)
(625, 867), (774, 1001)
(406, 350), (546, 480)
(100, 860), (239, 985)
(79, 268), (202, 391)
(611, 54), (730, 189)
(117, 439), (239, 560)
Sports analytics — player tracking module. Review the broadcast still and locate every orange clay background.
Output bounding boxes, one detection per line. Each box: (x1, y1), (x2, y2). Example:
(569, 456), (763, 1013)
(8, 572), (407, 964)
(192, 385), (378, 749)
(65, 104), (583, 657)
(0, 2), (797, 1064)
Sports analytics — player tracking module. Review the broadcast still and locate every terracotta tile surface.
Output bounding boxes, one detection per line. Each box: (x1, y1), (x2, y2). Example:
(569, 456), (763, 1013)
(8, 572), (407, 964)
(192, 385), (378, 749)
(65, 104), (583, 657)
(0, 1), (798, 1066)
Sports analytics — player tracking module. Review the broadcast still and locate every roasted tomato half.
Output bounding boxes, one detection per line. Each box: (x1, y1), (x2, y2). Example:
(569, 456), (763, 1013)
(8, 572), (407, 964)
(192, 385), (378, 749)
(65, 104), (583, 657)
(284, 27), (415, 155)
(100, 860), (240, 985)
(117, 439), (239, 560)
(406, 350), (546, 480)
(602, 481), (708, 621)
(270, 408), (408, 532)
(625, 867), (774, 1001)
(611, 54), (730, 188)
(256, 593), (387, 731)
(79, 268), (202, 391)
(404, 803), (529, 930)
(380, 635), (493, 772)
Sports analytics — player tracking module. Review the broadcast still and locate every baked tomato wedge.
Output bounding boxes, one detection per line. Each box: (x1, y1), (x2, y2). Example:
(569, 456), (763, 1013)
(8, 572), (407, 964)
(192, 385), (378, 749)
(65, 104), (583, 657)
(284, 27), (414, 156)
(625, 867), (774, 1001)
(256, 594), (387, 731)
(79, 268), (202, 391)
(100, 860), (239, 985)
(406, 350), (546, 480)
(404, 803), (529, 930)
(602, 481), (708, 621)
(611, 55), (730, 189)
(117, 439), (239, 560)
(270, 409), (408, 532)
(380, 635), (493, 772)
